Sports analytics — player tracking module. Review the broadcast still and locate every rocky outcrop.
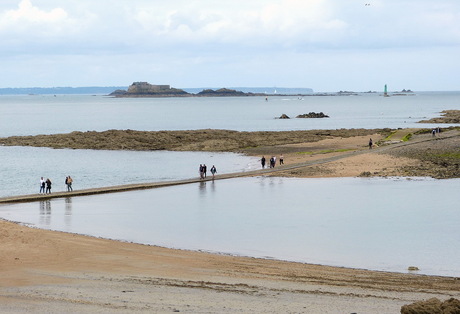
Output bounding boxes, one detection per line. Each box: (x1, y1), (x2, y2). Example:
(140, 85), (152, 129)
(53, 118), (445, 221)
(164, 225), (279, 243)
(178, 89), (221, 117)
(296, 112), (329, 118)
(419, 110), (460, 124)
(109, 89), (128, 96)
(401, 297), (460, 314)
(111, 82), (189, 97)
(197, 88), (256, 97)
(278, 114), (290, 119)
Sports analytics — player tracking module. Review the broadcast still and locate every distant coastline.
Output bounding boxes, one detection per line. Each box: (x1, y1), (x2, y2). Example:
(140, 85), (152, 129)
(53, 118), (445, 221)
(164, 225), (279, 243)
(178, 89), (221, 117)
(0, 83), (313, 96)
(0, 86), (127, 95)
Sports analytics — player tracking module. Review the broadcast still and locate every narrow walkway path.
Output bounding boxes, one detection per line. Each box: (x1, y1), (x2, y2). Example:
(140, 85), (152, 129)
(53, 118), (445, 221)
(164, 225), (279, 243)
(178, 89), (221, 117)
(1, 131), (458, 204)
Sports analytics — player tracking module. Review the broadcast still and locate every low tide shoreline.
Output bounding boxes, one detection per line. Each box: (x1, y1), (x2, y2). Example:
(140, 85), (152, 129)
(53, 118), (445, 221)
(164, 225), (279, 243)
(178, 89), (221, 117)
(1, 218), (460, 313)
(1, 123), (460, 312)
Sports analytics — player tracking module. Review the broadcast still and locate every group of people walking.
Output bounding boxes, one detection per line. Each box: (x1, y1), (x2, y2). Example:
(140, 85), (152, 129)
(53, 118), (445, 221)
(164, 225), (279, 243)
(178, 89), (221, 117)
(261, 155), (284, 169)
(39, 175), (73, 194)
(199, 164), (217, 179)
(432, 127), (441, 137)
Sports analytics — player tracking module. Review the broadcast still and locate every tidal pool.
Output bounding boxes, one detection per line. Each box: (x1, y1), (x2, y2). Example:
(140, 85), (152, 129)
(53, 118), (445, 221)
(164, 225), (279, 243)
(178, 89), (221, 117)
(0, 176), (458, 277)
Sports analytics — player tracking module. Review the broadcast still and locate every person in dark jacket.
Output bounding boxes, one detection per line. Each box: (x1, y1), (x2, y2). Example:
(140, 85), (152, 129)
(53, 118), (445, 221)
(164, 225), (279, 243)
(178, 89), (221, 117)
(45, 178), (52, 193)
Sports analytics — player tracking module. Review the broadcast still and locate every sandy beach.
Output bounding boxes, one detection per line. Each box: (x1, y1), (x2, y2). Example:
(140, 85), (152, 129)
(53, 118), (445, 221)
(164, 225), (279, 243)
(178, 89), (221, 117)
(1, 127), (460, 313)
(2, 218), (460, 313)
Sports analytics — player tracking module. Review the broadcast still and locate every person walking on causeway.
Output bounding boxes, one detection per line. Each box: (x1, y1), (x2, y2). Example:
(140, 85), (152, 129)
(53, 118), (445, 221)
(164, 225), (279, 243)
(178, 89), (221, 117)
(210, 165), (217, 179)
(45, 178), (52, 194)
(199, 164), (204, 179)
(66, 176), (73, 192)
(40, 177), (45, 193)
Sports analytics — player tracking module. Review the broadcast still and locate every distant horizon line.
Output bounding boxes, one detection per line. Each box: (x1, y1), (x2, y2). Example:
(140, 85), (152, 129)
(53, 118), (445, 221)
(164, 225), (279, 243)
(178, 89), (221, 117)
(0, 85), (313, 89)
(0, 86), (458, 94)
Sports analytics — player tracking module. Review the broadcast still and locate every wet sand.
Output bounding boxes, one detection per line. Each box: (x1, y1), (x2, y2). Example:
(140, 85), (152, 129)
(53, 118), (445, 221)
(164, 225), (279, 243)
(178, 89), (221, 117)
(1, 128), (460, 312)
(1, 219), (460, 313)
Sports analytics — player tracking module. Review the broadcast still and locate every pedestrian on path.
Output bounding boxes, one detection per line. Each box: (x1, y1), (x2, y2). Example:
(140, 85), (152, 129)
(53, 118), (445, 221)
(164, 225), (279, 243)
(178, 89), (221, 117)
(40, 177), (45, 193)
(66, 176), (73, 191)
(45, 178), (52, 194)
(199, 164), (204, 179)
(210, 165), (217, 179)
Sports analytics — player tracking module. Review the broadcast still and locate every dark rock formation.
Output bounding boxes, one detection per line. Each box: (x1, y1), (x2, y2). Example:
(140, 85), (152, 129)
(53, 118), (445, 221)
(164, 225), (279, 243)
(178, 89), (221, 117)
(296, 112), (329, 118)
(278, 114), (290, 119)
(109, 89), (128, 96)
(401, 297), (460, 314)
(419, 110), (460, 124)
(197, 88), (255, 97)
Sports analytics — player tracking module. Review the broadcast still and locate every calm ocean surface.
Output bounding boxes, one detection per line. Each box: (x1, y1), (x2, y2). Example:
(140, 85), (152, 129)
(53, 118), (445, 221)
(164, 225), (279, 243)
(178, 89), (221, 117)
(1, 92), (460, 136)
(0, 176), (459, 277)
(1, 92), (459, 276)
(0, 146), (259, 197)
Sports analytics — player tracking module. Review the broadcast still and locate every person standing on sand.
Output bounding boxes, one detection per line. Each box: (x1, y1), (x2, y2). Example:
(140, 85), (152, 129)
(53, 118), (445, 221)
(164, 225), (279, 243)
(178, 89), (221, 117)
(210, 165), (217, 179)
(261, 156), (266, 168)
(203, 164), (207, 178)
(280, 154), (284, 165)
(40, 177), (45, 193)
(199, 164), (204, 179)
(369, 138), (373, 149)
(45, 178), (52, 194)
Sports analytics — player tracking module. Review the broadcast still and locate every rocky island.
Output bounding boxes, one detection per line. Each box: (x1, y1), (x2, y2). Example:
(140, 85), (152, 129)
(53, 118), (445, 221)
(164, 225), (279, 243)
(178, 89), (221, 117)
(110, 82), (265, 97)
(296, 112), (329, 118)
(109, 82), (316, 97)
(110, 82), (190, 97)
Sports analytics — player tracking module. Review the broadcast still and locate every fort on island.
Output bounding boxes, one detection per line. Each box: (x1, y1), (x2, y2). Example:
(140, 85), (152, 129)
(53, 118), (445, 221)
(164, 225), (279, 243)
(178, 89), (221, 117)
(127, 82), (171, 93)
(111, 82), (189, 97)
(110, 81), (312, 97)
(111, 81), (262, 97)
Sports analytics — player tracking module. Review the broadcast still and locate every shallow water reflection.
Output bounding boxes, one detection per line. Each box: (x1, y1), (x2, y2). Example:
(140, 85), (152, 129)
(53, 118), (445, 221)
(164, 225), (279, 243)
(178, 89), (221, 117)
(1, 176), (459, 277)
(0, 146), (258, 197)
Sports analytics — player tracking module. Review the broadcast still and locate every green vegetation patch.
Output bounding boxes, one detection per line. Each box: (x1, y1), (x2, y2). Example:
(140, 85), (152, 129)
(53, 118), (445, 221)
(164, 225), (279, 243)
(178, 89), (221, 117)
(401, 133), (413, 142)
(383, 130), (397, 141)
(432, 152), (460, 159)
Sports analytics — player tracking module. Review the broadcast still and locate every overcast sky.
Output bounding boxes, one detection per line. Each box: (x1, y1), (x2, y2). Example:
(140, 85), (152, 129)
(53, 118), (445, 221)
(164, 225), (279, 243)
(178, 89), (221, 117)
(0, 0), (459, 91)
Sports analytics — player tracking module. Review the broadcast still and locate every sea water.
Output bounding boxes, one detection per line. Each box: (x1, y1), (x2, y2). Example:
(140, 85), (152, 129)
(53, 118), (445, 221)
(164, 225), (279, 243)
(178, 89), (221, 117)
(1, 92), (460, 137)
(0, 146), (259, 197)
(1, 92), (460, 276)
(0, 176), (459, 277)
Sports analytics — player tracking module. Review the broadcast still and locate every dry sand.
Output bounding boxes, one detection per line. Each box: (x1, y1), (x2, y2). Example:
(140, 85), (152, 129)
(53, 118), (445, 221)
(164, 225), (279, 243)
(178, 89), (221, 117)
(2, 129), (460, 313)
(2, 219), (460, 313)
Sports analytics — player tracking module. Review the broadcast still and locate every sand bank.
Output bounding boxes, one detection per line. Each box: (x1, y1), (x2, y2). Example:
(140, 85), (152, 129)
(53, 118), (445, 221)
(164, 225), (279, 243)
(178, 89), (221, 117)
(1, 219), (460, 313)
